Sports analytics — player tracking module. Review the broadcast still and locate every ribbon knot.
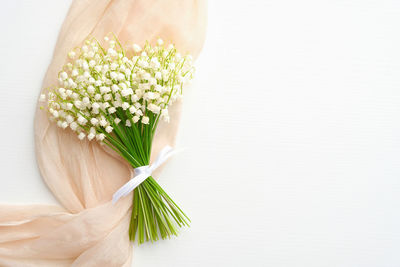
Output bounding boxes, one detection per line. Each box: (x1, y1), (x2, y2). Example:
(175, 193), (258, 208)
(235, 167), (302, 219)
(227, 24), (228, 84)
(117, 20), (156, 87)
(112, 146), (177, 204)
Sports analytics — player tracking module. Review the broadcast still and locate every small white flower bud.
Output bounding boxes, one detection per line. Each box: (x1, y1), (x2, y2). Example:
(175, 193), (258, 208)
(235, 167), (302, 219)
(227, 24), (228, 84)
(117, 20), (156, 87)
(111, 84), (119, 92)
(60, 72), (68, 80)
(92, 102), (100, 110)
(110, 72), (117, 80)
(88, 133), (95, 140)
(78, 132), (86, 140)
(105, 126), (113, 133)
(129, 106), (137, 114)
(110, 62), (118, 70)
(82, 61), (89, 70)
(99, 118), (107, 127)
(68, 51), (76, 59)
(117, 73), (125, 81)
(121, 102), (130, 110)
(77, 116), (87, 125)
(141, 116), (149, 124)
(70, 122), (78, 131)
(96, 133), (105, 141)
(39, 94), (46, 102)
(132, 116), (139, 123)
(90, 118), (99, 125)
(82, 97), (90, 105)
(121, 88), (133, 97)
(100, 86), (110, 94)
(104, 94), (112, 101)
(66, 115), (74, 124)
(133, 44), (141, 53)
(87, 85), (95, 95)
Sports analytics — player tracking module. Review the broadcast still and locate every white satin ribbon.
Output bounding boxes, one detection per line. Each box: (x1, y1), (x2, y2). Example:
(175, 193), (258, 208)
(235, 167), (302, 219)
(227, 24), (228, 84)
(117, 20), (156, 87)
(112, 146), (177, 204)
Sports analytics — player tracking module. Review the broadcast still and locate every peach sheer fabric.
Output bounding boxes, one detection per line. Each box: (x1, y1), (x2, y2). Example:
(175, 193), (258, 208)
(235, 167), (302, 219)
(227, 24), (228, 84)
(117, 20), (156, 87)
(0, 0), (206, 266)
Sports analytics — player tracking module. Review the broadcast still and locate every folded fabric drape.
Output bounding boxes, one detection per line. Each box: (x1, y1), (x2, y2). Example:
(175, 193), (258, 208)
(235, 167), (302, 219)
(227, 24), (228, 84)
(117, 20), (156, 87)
(0, 0), (206, 265)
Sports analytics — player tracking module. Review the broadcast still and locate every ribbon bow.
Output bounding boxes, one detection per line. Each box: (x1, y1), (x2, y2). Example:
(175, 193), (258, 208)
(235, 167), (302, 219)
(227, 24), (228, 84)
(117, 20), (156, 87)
(112, 146), (177, 204)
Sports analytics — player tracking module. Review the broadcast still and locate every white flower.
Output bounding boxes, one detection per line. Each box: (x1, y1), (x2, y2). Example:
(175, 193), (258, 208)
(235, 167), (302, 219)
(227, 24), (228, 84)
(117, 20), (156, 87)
(132, 115), (140, 123)
(66, 115), (74, 123)
(82, 97), (90, 105)
(68, 51), (76, 59)
(135, 109), (143, 116)
(161, 108), (169, 122)
(133, 44), (141, 53)
(121, 102), (130, 110)
(99, 118), (107, 127)
(141, 116), (149, 124)
(144, 92), (156, 100)
(119, 83), (127, 90)
(157, 38), (164, 46)
(129, 106), (137, 114)
(96, 133), (105, 141)
(121, 88), (133, 97)
(87, 85), (95, 94)
(110, 72), (118, 79)
(114, 118), (121, 124)
(111, 84), (119, 92)
(108, 49), (117, 57)
(60, 72), (68, 80)
(117, 73), (125, 81)
(77, 116), (87, 125)
(126, 120), (131, 127)
(78, 132), (86, 140)
(104, 94), (112, 101)
(139, 60), (149, 68)
(90, 118), (99, 125)
(39, 94), (46, 102)
(88, 132), (96, 140)
(92, 102), (100, 110)
(105, 125), (113, 133)
(100, 86), (110, 94)
(70, 122), (78, 131)
(148, 103), (160, 114)
(131, 94), (139, 102)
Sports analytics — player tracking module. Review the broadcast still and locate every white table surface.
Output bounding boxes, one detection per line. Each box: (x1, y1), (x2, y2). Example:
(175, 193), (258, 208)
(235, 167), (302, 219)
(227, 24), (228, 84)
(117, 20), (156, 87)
(1, 0), (400, 266)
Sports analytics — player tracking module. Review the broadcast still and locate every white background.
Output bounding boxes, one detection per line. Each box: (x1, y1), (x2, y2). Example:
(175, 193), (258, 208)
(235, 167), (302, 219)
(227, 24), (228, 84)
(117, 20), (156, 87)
(1, 0), (400, 266)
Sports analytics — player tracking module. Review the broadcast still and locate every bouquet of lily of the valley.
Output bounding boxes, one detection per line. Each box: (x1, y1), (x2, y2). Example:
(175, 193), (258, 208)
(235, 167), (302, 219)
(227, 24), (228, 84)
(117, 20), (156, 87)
(40, 35), (193, 244)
